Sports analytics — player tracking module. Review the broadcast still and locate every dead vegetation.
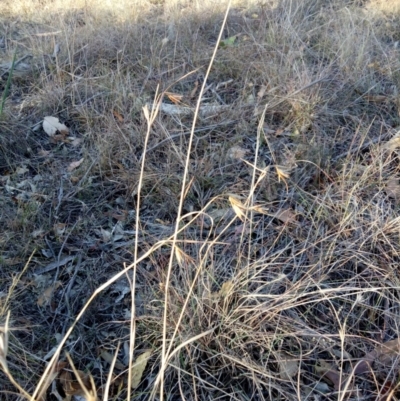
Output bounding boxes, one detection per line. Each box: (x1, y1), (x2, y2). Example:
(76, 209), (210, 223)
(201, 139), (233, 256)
(1, 0), (400, 399)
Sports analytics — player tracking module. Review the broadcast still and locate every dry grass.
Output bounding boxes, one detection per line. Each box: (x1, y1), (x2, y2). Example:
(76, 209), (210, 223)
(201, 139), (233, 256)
(1, 0), (400, 399)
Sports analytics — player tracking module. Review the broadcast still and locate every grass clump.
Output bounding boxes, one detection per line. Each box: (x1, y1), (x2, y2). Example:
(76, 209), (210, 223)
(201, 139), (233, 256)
(2, 0), (400, 400)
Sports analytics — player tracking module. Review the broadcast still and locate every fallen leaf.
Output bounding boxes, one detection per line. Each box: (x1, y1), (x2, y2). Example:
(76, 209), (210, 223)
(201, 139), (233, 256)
(49, 134), (68, 143)
(38, 149), (51, 157)
(113, 110), (124, 122)
(227, 146), (247, 160)
(99, 349), (125, 370)
(31, 229), (45, 238)
(60, 369), (91, 397)
(37, 281), (62, 306)
(376, 338), (400, 365)
(70, 138), (83, 147)
(67, 158), (84, 172)
(356, 338), (400, 375)
(54, 222), (66, 236)
(383, 133), (400, 153)
(276, 351), (299, 380)
(212, 280), (234, 300)
(257, 85), (268, 99)
(100, 228), (112, 243)
(263, 124), (276, 135)
(43, 116), (69, 137)
(131, 350), (152, 389)
(274, 209), (297, 224)
(386, 177), (400, 200)
(315, 360), (342, 390)
(246, 93), (255, 104)
(16, 166), (29, 175)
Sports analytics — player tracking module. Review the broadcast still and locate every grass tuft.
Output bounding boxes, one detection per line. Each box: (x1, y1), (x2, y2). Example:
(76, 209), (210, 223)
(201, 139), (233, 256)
(1, 0), (400, 400)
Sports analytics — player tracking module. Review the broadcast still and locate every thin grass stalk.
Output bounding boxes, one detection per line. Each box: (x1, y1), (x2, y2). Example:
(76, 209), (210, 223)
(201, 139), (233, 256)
(155, 1), (233, 400)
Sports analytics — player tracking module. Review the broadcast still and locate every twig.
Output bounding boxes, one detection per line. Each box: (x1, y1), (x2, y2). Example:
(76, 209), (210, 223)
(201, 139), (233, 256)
(33, 255), (76, 275)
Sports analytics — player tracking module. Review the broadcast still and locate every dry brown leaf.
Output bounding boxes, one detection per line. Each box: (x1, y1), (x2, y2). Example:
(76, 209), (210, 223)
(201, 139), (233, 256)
(43, 116), (69, 137)
(49, 134), (68, 143)
(383, 134), (400, 153)
(213, 280), (234, 300)
(113, 110), (124, 122)
(227, 146), (247, 160)
(274, 209), (297, 224)
(16, 166), (29, 175)
(70, 138), (83, 147)
(37, 281), (62, 306)
(60, 369), (91, 397)
(31, 229), (45, 239)
(67, 158), (84, 172)
(375, 338), (400, 365)
(131, 350), (152, 389)
(55, 361), (68, 372)
(263, 124), (276, 135)
(315, 360), (342, 390)
(276, 351), (299, 380)
(356, 338), (400, 376)
(59, 370), (73, 394)
(99, 349), (125, 371)
(257, 85), (268, 99)
(54, 222), (66, 236)
(386, 177), (400, 200)
(38, 149), (51, 157)
(65, 354), (97, 401)
(100, 228), (112, 243)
